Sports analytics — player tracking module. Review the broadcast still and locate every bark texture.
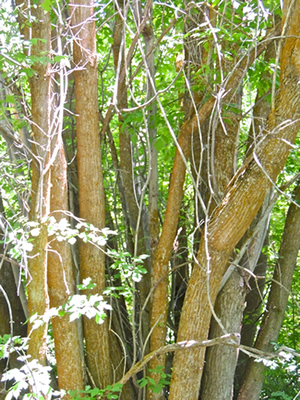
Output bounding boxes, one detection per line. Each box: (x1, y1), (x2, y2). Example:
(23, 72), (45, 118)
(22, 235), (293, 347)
(71, 0), (112, 388)
(201, 36), (275, 395)
(47, 135), (85, 394)
(169, 2), (300, 396)
(200, 270), (246, 400)
(149, 22), (280, 395)
(23, 1), (51, 365)
(237, 182), (300, 400)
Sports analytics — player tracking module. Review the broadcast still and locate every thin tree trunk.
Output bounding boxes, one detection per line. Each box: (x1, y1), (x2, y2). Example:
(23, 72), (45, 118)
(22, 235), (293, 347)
(237, 181), (300, 400)
(71, 0), (112, 388)
(105, 207), (136, 399)
(47, 133), (85, 394)
(140, 1), (164, 396)
(21, 1), (52, 365)
(113, 0), (151, 354)
(169, 2), (300, 395)
(0, 194), (27, 394)
(234, 245), (268, 397)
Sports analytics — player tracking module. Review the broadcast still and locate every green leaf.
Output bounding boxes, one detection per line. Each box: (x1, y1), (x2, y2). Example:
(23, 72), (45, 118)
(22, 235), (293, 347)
(137, 378), (148, 388)
(41, 0), (52, 12)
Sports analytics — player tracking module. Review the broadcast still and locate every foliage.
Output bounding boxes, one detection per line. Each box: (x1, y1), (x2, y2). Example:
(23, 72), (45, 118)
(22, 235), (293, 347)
(69, 383), (124, 400)
(262, 350), (300, 399)
(0, 0), (299, 398)
(137, 366), (170, 395)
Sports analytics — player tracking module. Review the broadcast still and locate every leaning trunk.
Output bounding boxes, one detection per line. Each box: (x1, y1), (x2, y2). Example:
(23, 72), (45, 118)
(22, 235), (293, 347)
(237, 182), (300, 399)
(169, 1), (300, 395)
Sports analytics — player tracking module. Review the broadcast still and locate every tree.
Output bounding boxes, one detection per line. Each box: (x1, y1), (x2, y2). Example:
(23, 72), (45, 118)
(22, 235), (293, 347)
(0, 0), (299, 399)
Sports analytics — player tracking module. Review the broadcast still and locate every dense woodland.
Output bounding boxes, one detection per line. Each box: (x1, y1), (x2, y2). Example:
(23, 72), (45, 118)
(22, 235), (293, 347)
(0, 0), (299, 398)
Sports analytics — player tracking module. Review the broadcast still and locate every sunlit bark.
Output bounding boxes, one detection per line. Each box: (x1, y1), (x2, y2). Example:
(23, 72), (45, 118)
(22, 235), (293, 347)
(201, 35), (276, 397)
(233, 37), (278, 393)
(149, 23), (280, 400)
(48, 134), (85, 394)
(71, 0), (112, 388)
(169, 1), (300, 396)
(16, 0), (52, 365)
(237, 181), (300, 399)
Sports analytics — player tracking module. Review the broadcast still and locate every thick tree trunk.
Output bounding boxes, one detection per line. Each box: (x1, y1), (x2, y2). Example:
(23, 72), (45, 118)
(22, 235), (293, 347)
(149, 28), (280, 390)
(234, 247), (268, 397)
(71, 0), (112, 388)
(201, 35), (276, 395)
(169, 2), (300, 395)
(233, 35), (277, 389)
(237, 181), (300, 400)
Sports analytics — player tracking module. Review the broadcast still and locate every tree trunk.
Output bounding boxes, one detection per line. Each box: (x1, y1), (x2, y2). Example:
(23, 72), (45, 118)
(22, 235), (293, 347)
(234, 245), (268, 397)
(169, 2), (300, 395)
(0, 194), (27, 394)
(113, 0), (151, 355)
(237, 180), (300, 399)
(71, 0), (112, 388)
(48, 134), (85, 394)
(22, 0), (51, 365)
(201, 269), (246, 400)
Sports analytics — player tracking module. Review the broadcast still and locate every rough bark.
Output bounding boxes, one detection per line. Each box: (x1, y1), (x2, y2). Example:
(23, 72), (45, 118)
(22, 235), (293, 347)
(47, 134), (85, 394)
(169, 2), (300, 395)
(237, 181), (300, 400)
(71, 0), (112, 388)
(234, 247), (268, 397)
(201, 270), (246, 400)
(149, 27), (281, 386)
(201, 34), (276, 397)
(21, 0), (52, 365)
